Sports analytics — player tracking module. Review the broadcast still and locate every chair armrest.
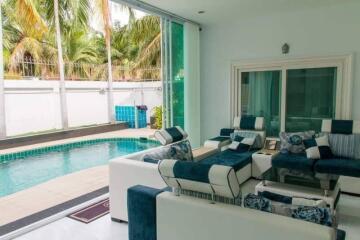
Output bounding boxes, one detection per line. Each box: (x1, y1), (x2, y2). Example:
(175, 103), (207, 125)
(109, 158), (166, 222)
(192, 147), (219, 161)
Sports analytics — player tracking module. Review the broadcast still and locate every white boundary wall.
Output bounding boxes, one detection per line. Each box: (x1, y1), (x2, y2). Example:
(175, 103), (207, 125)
(4, 80), (162, 136)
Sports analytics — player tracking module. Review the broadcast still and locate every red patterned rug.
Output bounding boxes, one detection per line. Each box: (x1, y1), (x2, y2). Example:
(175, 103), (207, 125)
(68, 199), (109, 223)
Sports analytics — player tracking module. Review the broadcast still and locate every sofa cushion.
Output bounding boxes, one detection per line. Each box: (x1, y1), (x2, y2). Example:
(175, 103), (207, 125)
(322, 119), (360, 134)
(231, 131), (262, 149)
(209, 136), (231, 142)
(228, 136), (255, 152)
(280, 131), (315, 154)
(244, 194), (272, 213)
(304, 135), (333, 160)
(219, 128), (235, 137)
(272, 153), (316, 172)
(154, 126), (188, 145)
(259, 191), (326, 208)
(244, 194), (333, 227)
(142, 140), (193, 163)
(291, 206), (333, 227)
(233, 116), (265, 130)
(168, 140), (193, 161)
(199, 149), (254, 172)
(327, 133), (360, 159)
(158, 159), (240, 199)
(314, 158), (360, 177)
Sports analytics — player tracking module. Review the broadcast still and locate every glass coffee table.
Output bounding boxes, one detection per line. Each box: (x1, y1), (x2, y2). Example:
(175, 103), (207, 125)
(256, 167), (341, 211)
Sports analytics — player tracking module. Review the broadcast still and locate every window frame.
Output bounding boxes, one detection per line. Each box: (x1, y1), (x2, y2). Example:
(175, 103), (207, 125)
(230, 55), (354, 134)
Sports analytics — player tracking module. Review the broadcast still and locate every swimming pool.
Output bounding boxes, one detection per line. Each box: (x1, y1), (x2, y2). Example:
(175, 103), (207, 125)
(0, 138), (160, 197)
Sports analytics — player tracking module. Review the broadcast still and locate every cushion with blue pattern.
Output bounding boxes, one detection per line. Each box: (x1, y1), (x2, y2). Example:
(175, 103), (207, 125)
(244, 194), (333, 227)
(304, 135), (333, 160)
(142, 140), (193, 163)
(244, 194), (271, 212)
(280, 131), (315, 154)
(291, 206), (333, 227)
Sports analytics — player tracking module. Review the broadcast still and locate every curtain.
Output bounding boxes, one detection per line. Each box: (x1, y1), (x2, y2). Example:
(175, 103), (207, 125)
(247, 71), (280, 136)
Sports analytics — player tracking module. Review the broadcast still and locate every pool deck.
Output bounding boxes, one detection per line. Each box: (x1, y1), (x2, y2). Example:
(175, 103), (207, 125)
(0, 128), (157, 226)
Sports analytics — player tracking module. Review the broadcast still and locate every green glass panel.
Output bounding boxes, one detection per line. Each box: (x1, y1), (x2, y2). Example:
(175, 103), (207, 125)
(241, 71), (281, 137)
(171, 22), (184, 128)
(286, 67), (337, 132)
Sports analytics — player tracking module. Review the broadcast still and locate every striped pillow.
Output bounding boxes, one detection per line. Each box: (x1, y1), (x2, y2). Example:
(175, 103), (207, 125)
(328, 133), (360, 159)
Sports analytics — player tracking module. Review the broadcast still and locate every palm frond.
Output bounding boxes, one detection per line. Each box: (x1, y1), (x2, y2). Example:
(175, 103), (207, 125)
(14, 0), (48, 38)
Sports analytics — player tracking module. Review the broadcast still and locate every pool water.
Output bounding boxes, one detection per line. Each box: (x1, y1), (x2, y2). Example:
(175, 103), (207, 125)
(0, 138), (159, 197)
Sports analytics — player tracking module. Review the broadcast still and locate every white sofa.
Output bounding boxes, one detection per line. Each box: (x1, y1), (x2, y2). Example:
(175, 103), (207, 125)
(156, 192), (336, 240)
(109, 141), (218, 222)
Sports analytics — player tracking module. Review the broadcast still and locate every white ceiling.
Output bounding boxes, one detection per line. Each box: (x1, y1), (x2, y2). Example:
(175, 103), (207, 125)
(142, 0), (348, 25)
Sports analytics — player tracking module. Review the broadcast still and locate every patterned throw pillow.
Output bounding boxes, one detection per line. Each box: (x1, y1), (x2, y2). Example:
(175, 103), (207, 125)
(228, 136), (255, 152)
(142, 140), (193, 163)
(291, 206), (333, 227)
(280, 131), (315, 154)
(244, 194), (333, 227)
(230, 131), (263, 149)
(168, 140), (193, 161)
(244, 194), (271, 213)
(304, 135), (333, 159)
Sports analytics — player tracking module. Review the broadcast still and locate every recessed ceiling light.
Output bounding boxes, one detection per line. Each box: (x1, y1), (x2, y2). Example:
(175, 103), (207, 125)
(198, 11), (205, 14)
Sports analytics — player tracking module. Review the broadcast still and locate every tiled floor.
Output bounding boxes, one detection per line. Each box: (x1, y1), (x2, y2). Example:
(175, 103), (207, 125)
(13, 180), (360, 240)
(0, 128), (156, 226)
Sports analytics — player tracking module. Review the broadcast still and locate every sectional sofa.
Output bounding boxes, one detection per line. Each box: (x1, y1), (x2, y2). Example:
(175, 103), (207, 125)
(273, 120), (360, 195)
(109, 119), (266, 222)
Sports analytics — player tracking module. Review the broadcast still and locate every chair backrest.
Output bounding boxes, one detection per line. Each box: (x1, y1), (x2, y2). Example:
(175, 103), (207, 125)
(233, 116), (265, 131)
(232, 116), (266, 147)
(321, 119), (360, 134)
(155, 126), (188, 145)
(158, 160), (240, 199)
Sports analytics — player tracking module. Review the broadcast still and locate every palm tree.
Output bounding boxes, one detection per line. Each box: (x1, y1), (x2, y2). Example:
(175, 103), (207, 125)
(2, 0), (161, 81)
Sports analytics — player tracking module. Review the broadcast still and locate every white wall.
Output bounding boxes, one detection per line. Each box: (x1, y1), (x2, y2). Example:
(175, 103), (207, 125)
(200, 1), (360, 141)
(4, 80), (162, 136)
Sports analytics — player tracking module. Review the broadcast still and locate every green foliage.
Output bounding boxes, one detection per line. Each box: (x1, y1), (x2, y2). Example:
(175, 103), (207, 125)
(2, 0), (161, 79)
(153, 106), (162, 129)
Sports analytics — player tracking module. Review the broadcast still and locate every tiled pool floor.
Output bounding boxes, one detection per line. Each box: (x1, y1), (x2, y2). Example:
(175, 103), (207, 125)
(0, 128), (156, 227)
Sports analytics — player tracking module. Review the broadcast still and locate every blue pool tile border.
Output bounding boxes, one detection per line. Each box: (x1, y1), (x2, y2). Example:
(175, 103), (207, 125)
(0, 138), (160, 163)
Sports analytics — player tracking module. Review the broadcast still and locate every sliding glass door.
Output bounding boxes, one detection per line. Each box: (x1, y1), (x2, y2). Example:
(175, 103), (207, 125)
(240, 71), (281, 137)
(285, 67), (337, 132)
(161, 19), (185, 129)
(235, 63), (342, 137)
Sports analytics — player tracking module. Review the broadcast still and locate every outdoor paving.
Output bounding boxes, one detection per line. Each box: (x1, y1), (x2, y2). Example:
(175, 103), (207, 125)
(0, 128), (156, 226)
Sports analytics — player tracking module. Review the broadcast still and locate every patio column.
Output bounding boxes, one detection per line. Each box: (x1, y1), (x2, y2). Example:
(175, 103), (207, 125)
(103, 0), (115, 123)
(106, 43), (115, 123)
(184, 22), (201, 147)
(0, 2), (7, 139)
(54, 0), (69, 129)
